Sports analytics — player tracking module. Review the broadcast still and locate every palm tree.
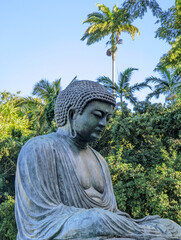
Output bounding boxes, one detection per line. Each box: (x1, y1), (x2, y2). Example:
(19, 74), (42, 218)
(32, 78), (61, 104)
(16, 96), (45, 135)
(32, 78), (61, 127)
(145, 65), (181, 102)
(81, 4), (140, 95)
(97, 68), (149, 110)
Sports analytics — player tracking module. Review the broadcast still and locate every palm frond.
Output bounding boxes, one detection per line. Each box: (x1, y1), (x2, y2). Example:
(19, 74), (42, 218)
(146, 91), (160, 100)
(145, 76), (169, 86)
(32, 79), (52, 100)
(146, 86), (169, 100)
(97, 76), (120, 97)
(125, 93), (137, 104)
(83, 16), (105, 25)
(85, 30), (110, 45)
(96, 3), (112, 17)
(155, 65), (171, 82)
(15, 97), (43, 108)
(118, 68), (138, 87)
(97, 76), (114, 93)
(171, 68), (181, 83)
(86, 12), (104, 21)
(120, 24), (140, 40)
(53, 78), (61, 96)
(32, 79), (61, 103)
(131, 82), (151, 92)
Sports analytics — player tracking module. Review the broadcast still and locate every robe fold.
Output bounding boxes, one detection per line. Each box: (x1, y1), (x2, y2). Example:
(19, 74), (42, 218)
(15, 132), (181, 240)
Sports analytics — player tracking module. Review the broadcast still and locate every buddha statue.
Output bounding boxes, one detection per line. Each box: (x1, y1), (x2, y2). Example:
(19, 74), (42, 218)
(15, 80), (181, 240)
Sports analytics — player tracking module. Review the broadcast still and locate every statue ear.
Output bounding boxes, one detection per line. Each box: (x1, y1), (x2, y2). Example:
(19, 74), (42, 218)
(68, 108), (77, 138)
(68, 108), (77, 123)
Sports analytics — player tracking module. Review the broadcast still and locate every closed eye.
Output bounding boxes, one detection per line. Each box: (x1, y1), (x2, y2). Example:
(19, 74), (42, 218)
(92, 110), (103, 118)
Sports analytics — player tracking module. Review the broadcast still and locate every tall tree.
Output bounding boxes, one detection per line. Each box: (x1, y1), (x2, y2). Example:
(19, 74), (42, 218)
(145, 65), (181, 102)
(122, 0), (180, 69)
(32, 78), (61, 127)
(155, 0), (181, 68)
(16, 96), (45, 135)
(81, 4), (140, 94)
(97, 68), (149, 109)
(122, 0), (162, 19)
(32, 78), (61, 104)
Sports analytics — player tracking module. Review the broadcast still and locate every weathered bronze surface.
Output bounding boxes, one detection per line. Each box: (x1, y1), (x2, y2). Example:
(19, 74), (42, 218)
(15, 81), (181, 239)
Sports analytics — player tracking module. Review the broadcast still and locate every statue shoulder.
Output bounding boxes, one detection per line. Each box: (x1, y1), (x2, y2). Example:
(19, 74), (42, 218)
(16, 132), (69, 175)
(18, 132), (65, 160)
(21, 132), (59, 149)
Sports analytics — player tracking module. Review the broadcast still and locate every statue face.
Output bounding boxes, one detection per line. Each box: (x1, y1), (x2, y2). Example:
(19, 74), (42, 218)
(72, 100), (114, 143)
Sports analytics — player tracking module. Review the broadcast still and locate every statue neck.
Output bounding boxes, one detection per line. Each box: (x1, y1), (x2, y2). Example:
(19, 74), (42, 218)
(57, 127), (88, 150)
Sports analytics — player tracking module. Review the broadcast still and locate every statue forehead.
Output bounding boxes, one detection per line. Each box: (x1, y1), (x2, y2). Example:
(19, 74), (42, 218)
(80, 100), (114, 113)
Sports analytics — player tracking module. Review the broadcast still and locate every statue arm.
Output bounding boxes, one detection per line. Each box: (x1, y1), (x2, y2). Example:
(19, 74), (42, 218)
(15, 137), (85, 239)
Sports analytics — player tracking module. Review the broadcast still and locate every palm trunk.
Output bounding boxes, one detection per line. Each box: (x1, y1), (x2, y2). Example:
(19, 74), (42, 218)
(112, 52), (116, 97)
(120, 94), (123, 111)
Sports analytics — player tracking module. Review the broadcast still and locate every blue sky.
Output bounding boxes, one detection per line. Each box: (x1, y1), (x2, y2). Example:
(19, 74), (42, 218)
(0, 0), (175, 104)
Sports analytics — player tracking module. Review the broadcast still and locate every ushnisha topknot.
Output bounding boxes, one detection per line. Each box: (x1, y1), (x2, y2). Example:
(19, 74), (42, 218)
(55, 80), (116, 127)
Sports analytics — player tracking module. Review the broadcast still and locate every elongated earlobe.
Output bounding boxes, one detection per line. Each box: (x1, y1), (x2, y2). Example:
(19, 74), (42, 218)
(68, 109), (77, 138)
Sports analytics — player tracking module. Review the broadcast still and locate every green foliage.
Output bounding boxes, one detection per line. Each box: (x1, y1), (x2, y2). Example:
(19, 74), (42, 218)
(0, 196), (17, 240)
(122, 0), (180, 69)
(97, 100), (181, 224)
(155, 0), (181, 68)
(0, 92), (34, 200)
(0, 87), (59, 239)
(81, 4), (139, 52)
(107, 156), (181, 224)
(109, 102), (181, 168)
(32, 78), (61, 129)
(122, 0), (162, 19)
(161, 36), (181, 69)
(97, 68), (150, 109)
(145, 64), (181, 102)
(0, 92), (32, 140)
(15, 96), (46, 135)
(155, 1), (180, 43)
(0, 137), (26, 202)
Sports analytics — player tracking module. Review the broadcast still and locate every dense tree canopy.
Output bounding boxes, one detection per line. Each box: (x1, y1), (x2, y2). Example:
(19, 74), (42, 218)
(122, 0), (162, 19)
(122, 0), (180, 69)
(155, 0), (181, 68)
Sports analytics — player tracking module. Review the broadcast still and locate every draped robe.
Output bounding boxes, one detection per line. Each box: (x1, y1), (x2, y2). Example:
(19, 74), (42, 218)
(15, 132), (181, 240)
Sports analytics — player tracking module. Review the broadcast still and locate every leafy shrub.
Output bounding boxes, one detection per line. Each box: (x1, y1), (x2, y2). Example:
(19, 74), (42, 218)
(0, 196), (17, 240)
(107, 152), (181, 224)
(102, 102), (181, 224)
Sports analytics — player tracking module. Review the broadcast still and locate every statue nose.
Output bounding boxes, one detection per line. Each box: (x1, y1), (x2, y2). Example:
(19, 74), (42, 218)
(99, 117), (106, 127)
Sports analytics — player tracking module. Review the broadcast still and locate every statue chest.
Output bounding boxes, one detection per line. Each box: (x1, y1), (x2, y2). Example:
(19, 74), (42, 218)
(72, 148), (105, 200)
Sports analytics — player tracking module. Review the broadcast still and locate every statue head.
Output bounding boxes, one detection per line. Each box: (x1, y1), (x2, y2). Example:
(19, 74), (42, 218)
(55, 80), (116, 127)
